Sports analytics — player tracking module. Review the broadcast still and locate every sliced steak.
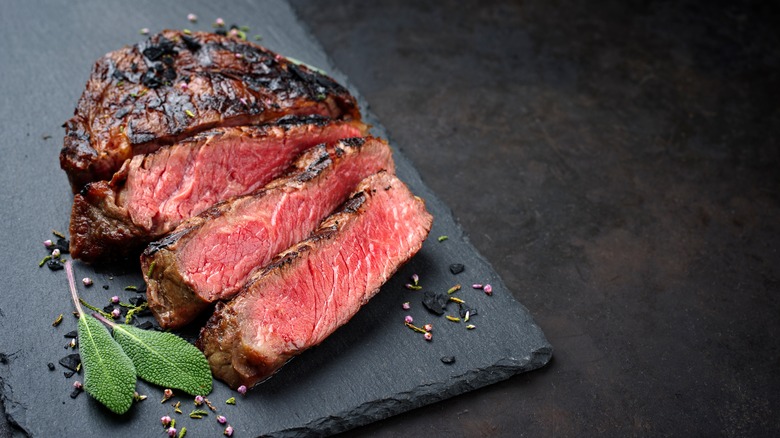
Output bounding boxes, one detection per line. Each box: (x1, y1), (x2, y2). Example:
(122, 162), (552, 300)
(61, 30), (360, 191)
(70, 116), (366, 263)
(196, 171), (433, 388)
(142, 137), (395, 329)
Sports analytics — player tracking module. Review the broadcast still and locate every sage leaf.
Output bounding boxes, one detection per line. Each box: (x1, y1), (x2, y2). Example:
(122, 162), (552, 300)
(78, 314), (137, 414)
(112, 324), (212, 395)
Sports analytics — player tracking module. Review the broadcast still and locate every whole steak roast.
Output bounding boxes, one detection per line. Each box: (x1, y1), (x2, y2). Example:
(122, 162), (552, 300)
(61, 30), (360, 191)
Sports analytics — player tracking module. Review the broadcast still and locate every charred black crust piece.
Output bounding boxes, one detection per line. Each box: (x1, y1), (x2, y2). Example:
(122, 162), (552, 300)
(143, 229), (191, 257)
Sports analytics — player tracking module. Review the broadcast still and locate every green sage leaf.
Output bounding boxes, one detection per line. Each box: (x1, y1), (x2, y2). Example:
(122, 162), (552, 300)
(112, 324), (212, 395)
(78, 314), (137, 414)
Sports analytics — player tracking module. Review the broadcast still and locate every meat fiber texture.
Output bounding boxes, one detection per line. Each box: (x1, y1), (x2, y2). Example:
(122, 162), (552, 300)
(69, 116), (366, 263)
(60, 30), (360, 191)
(142, 137), (395, 329)
(197, 171), (433, 388)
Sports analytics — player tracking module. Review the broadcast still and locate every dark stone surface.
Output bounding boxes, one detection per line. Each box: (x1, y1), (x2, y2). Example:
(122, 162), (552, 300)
(0, 1), (549, 437)
(289, 0), (780, 436)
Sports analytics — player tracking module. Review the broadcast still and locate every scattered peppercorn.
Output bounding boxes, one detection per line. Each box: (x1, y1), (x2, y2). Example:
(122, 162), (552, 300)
(70, 386), (83, 399)
(47, 258), (64, 271)
(59, 353), (80, 372)
(449, 264), (465, 275)
(422, 291), (449, 315)
(47, 362), (55, 371)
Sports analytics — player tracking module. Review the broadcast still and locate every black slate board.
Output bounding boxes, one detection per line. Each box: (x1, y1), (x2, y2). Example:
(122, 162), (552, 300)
(0, 0), (551, 436)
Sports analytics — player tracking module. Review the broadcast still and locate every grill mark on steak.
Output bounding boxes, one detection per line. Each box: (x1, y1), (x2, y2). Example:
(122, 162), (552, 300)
(61, 30), (361, 191)
(69, 118), (366, 263)
(196, 172), (432, 388)
(141, 137), (395, 329)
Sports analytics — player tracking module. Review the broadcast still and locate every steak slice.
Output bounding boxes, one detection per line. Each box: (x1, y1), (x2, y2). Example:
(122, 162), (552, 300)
(196, 171), (433, 388)
(142, 137), (395, 329)
(61, 30), (360, 191)
(70, 116), (366, 263)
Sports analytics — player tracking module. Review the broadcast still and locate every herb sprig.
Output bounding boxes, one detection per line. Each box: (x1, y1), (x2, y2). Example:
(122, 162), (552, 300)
(65, 261), (212, 414)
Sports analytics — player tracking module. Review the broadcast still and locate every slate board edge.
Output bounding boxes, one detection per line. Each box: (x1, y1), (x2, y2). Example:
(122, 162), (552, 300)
(276, 345), (553, 437)
(1, 377), (29, 437)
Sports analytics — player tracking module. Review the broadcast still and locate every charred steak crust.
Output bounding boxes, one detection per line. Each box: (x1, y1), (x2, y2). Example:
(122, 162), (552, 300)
(142, 137), (395, 330)
(196, 172), (433, 388)
(69, 118), (366, 263)
(61, 30), (361, 191)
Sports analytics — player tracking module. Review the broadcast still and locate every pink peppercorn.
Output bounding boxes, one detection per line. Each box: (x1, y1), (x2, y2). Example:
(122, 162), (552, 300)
(187, 13), (198, 22)
(161, 415), (172, 426)
(82, 277), (93, 287)
(423, 324), (433, 332)
(402, 302), (410, 310)
(472, 284), (483, 289)
(237, 385), (247, 395)
(424, 332), (433, 341)
(224, 425), (234, 436)
(404, 315), (413, 324)
(217, 415), (227, 424)
(111, 308), (121, 319)
(43, 239), (53, 247)
(483, 284), (493, 295)
(51, 248), (61, 258)
(215, 18), (225, 27)
(167, 427), (177, 437)
(73, 381), (82, 389)
(194, 395), (204, 406)
(111, 295), (119, 304)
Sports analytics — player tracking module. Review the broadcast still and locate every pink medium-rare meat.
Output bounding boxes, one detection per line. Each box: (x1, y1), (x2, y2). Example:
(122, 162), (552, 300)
(61, 30), (361, 191)
(196, 171), (433, 388)
(70, 116), (366, 263)
(142, 137), (395, 329)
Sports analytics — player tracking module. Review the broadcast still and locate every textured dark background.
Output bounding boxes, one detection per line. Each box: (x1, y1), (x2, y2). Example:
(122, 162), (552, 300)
(3, 0), (780, 436)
